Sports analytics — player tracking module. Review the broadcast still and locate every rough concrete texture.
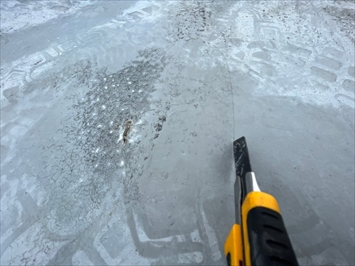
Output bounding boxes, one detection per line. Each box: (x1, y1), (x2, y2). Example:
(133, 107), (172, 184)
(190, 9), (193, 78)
(1, 0), (354, 265)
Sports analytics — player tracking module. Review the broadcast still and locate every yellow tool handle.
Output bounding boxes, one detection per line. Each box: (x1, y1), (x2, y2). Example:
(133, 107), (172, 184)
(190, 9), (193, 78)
(224, 224), (243, 266)
(242, 191), (298, 266)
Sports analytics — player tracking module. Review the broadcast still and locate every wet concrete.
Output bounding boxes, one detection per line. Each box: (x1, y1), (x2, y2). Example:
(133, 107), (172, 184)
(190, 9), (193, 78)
(1, 0), (354, 265)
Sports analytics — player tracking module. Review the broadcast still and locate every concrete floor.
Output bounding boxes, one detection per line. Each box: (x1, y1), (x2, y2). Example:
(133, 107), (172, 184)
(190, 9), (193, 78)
(1, 0), (354, 265)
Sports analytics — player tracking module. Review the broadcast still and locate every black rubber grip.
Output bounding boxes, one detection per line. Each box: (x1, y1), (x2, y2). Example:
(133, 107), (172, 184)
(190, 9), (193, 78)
(247, 207), (299, 266)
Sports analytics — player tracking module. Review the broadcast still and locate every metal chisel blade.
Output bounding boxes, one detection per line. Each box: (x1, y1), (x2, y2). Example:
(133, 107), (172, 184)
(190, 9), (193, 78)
(233, 136), (252, 205)
(233, 136), (252, 179)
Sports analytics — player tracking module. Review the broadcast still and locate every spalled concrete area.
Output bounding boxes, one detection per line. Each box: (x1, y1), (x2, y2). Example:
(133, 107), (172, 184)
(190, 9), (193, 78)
(1, 0), (354, 265)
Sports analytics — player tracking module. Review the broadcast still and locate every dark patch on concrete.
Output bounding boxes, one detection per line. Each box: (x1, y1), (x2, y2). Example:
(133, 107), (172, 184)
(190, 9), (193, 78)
(324, 6), (355, 43)
(153, 115), (167, 139)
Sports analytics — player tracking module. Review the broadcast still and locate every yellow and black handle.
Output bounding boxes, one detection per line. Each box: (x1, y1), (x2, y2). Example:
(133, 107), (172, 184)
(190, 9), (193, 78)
(225, 191), (298, 266)
(227, 137), (298, 266)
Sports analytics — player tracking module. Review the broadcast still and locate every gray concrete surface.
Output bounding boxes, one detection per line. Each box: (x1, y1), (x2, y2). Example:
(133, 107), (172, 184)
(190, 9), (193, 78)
(1, 0), (354, 265)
